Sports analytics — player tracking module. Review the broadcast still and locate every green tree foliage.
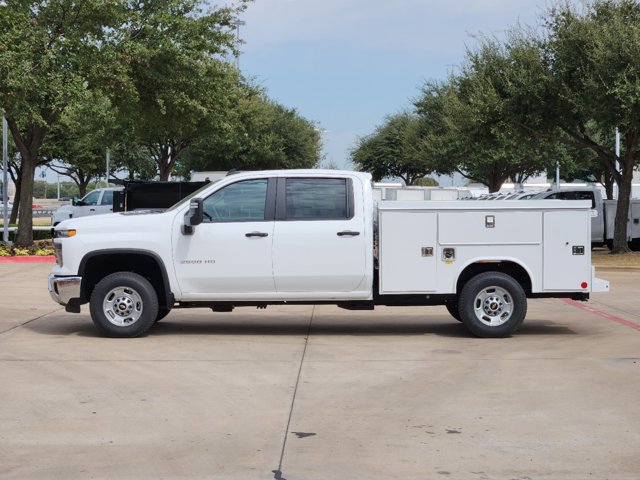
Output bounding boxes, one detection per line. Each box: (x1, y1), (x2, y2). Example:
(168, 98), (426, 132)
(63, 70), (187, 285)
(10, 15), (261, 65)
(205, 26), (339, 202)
(489, 1), (640, 252)
(42, 91), (120, 197)
(182, 86), (322, 172)
(0, 0), (247, 245)
(0, 1), (126, 245)
(545, 0), (640, 252)
(120, 0), (246, 180)
(417, 43), (587, 193)
(351, 112), (436, 185)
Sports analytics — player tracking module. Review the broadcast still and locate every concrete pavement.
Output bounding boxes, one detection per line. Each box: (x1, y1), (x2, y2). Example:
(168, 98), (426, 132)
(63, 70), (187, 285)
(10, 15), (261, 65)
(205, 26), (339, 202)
(0, 264), (639, 479)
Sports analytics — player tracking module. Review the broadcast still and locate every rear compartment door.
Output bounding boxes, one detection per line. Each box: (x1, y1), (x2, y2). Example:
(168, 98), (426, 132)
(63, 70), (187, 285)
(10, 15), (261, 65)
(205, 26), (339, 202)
(543, 210), (591, 290)
(378, 211), (438, 293)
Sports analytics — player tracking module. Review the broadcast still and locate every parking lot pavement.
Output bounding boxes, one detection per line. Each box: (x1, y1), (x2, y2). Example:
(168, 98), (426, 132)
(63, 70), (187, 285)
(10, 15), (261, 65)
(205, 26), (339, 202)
(1, 264), (639, 479)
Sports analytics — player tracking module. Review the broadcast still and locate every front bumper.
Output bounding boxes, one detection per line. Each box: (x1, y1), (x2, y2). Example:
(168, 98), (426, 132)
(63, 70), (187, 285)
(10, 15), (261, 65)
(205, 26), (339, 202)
(48, 274), (82, 307)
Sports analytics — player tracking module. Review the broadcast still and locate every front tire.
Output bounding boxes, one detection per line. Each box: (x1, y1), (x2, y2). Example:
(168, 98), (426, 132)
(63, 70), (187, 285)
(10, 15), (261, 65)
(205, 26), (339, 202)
(458, 272), (527, 338)
(89, 272), (159, 338)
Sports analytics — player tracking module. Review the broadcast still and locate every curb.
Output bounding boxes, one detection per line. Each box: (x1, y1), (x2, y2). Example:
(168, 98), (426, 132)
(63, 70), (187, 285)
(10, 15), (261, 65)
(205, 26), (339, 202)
(0, 256), (56, 263)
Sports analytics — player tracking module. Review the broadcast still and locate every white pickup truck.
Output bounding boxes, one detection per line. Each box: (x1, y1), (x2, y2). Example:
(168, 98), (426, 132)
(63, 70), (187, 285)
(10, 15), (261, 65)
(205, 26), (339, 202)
(51, 187), (122, 226)
(48, 170), (609, 338)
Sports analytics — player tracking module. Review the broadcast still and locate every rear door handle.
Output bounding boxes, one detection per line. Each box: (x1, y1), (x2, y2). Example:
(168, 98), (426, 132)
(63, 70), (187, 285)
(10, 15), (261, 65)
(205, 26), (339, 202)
(337, 231), (360, 237)
(245, 232), (269, 238)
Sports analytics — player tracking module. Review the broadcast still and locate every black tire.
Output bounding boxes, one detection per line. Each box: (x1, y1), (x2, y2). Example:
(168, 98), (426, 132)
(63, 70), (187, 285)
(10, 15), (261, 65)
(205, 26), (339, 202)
(89, 272), (159, 338)
(445, 303), (462, 322)
(155, 307), (171, 323)
(458, 272), (527, 338)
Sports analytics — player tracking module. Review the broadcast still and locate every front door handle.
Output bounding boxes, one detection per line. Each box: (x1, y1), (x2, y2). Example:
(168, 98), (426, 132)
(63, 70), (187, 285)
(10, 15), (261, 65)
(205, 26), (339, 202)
(245, 232), (269, 238)
(337, 231), (360, 237)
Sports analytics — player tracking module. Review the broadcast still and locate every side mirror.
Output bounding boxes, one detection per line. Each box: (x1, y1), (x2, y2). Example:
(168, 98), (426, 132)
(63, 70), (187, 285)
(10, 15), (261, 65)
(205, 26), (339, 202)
(72, 196), (79, 206)
(182, 198), (204, 235)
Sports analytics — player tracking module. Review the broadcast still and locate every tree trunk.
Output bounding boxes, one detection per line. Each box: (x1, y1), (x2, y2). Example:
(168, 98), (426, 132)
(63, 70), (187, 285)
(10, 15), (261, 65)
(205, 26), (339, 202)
(16, 159), (36, 246)
(7, 120), (47, 247)
(79, 178), (91, 197)
(158, 157), (172, 181)
(611, 165), (634, 254)
(7, 161), (21, 224)
(487, 175), (506, 193)
(603, 173), (614, 200)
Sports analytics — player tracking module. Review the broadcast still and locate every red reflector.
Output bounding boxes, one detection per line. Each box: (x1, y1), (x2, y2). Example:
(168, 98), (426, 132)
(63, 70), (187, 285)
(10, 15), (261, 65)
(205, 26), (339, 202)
(581, 282), (588, 289)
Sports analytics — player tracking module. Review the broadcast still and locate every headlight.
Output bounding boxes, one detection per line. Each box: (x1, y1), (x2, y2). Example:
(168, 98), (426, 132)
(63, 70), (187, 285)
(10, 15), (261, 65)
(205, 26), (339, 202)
(54, 229), (77, 238)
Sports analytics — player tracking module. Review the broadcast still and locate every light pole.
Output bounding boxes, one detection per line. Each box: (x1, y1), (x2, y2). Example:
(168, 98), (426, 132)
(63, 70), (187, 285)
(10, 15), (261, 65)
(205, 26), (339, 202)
(231, 19), (245, 69)
(106, 147), (110, 187)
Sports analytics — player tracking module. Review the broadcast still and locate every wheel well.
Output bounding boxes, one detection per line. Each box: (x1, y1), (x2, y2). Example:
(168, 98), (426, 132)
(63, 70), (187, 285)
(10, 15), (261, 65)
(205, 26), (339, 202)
(79, 252), (171, 309)
(456, 261), (532, 294)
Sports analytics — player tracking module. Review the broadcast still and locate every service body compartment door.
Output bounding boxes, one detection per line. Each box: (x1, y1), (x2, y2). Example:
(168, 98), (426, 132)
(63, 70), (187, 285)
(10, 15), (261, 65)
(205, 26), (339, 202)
(379, 211), (438, 293)
(543, 211), (591, 291)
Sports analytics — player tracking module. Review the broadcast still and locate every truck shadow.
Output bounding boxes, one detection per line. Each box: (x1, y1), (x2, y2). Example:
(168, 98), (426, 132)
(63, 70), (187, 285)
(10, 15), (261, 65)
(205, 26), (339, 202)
(27, 313), (576, 338)
(150, 318), (576, 337)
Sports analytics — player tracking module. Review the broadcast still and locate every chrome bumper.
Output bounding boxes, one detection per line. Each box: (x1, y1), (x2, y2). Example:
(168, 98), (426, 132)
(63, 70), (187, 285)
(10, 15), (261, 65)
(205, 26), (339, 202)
(48, 274), (82, 306)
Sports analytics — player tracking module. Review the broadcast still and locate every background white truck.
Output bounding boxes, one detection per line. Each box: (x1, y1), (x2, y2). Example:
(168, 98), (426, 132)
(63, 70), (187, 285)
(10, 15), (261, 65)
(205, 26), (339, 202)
(48, 170), (608, 338)
(51, 188), (122, 226)
(529, 187), (640, 249)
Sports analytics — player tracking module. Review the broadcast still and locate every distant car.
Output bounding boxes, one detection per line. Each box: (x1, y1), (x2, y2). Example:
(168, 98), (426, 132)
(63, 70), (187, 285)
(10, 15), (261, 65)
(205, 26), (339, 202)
(32, 203), (43, 209)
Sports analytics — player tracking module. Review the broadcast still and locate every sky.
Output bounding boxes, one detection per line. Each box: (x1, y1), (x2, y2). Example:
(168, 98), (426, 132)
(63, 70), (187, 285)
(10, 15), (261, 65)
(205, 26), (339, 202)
(236, 0), (545, 173)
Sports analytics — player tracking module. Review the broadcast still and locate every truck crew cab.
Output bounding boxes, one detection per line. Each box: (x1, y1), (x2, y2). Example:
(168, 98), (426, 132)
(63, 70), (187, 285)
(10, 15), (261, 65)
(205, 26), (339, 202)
(49, 170), (609, 338)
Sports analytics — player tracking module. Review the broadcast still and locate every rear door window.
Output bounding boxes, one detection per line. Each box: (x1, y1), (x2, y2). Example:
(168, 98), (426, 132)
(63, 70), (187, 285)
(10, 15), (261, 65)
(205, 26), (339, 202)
(282, 178), (352, 220)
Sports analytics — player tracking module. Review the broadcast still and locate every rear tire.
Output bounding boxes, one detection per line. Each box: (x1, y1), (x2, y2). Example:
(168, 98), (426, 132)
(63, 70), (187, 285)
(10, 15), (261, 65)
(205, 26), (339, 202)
(458, 272), (527, 338)
(89, 272), (158, 338)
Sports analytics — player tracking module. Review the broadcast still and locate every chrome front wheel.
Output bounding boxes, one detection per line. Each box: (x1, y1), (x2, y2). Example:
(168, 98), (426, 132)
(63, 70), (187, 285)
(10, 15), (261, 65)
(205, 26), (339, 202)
(102, 286), (144, 327)
(90, 272), (158, 338)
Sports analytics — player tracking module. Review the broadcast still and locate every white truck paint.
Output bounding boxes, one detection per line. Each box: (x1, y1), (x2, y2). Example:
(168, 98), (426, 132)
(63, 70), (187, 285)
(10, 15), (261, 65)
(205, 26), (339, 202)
(48, 170), (609, 339)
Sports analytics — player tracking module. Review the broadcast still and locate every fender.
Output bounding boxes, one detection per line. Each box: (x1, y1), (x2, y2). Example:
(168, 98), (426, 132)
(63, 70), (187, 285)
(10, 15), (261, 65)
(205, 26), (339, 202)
(78, 248), (174, 307)
(453, 256), (536, 294)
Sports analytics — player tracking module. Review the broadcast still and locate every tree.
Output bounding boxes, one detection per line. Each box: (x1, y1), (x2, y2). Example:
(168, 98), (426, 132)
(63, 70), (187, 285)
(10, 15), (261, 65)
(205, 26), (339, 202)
(119, 1), (247, 180)
(490, 1), (640, 252)
(546, 0), (640, 252)
(182, 86), (322, 173)
(351, 112), (437, 185)
(417, 46), (569, 193)
(42, 91), (120, 196)
(0, 0), (247, 245)
(0, 1), (126, 245)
